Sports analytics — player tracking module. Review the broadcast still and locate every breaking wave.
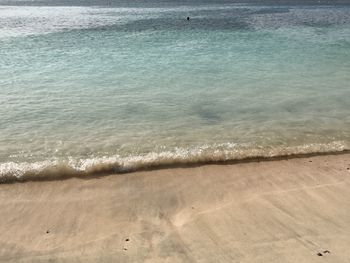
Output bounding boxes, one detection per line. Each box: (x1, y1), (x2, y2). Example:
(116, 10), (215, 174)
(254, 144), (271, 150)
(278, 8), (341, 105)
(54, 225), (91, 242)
(0, 141), (349, 183)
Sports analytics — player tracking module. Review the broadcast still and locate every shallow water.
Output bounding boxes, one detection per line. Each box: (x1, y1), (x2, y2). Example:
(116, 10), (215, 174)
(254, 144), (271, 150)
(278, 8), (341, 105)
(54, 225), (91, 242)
(1, 1), (350, 181)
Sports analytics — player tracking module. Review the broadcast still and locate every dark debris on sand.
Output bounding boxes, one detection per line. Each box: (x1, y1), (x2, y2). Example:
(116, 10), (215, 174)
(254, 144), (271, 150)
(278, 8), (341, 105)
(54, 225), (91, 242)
(317, 250), (331, 257)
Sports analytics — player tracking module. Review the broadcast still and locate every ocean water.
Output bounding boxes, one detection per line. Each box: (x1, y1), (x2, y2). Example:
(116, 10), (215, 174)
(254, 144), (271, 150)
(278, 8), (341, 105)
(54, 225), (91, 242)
(1, 0), (350, 181)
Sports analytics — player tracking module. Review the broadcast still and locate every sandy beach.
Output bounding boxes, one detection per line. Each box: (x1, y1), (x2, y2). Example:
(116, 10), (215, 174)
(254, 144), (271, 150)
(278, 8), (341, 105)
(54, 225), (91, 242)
(2, 1), (350, 262)
(1, 153), (350, 262)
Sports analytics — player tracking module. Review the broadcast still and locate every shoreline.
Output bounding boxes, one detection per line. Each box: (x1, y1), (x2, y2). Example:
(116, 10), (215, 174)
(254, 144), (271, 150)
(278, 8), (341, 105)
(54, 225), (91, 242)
(1, 149), (349, 184)
(1, 153), (350, 262)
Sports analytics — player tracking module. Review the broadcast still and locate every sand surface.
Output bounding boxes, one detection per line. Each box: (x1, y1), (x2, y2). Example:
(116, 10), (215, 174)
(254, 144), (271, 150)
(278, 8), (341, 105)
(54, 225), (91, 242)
(1, 154), (350, 262)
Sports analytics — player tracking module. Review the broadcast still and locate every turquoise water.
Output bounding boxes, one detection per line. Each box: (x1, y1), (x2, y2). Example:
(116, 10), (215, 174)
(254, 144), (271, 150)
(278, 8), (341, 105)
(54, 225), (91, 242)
(1, 2), (350, 181)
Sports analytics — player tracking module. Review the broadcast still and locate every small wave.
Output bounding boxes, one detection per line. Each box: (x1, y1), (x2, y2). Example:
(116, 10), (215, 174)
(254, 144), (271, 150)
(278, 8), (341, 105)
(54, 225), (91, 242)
(0, 141), (348, 183)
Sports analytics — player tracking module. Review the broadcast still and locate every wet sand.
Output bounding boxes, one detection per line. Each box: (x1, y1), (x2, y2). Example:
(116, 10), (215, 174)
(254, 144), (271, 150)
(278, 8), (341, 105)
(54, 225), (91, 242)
(1, 153), (350, 262)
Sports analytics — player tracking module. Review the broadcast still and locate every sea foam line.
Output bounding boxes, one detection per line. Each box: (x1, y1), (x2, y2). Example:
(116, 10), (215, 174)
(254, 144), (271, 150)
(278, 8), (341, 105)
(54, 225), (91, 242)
(0, 141), (348, 183)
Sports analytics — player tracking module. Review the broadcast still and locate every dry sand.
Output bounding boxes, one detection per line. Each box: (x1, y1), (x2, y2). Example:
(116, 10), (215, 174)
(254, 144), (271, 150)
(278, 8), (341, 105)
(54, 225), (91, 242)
(1, 153), (350, 262)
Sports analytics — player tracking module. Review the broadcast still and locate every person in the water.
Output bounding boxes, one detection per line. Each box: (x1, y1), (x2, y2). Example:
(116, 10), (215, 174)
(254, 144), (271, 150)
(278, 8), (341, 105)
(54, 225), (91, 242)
(187, 17), (190, 21)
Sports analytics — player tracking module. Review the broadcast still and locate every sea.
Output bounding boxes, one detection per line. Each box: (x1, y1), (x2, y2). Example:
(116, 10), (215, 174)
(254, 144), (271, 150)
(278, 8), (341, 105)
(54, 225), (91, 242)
(1, 0), (350, 181)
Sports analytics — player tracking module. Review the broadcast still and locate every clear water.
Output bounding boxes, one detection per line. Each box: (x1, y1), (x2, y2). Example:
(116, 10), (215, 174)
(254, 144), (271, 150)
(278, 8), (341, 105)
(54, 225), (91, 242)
(1, 1), (350, 181)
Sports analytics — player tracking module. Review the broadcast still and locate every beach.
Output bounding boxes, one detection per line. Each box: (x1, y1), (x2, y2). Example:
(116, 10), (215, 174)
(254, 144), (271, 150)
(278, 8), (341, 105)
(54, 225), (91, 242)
(1, 153), (350, 262)
(1, 0), (350, 262)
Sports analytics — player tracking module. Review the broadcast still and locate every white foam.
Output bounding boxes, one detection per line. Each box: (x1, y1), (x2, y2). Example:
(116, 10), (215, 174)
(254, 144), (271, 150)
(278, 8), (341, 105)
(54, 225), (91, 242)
(0, 141), (348, 183)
